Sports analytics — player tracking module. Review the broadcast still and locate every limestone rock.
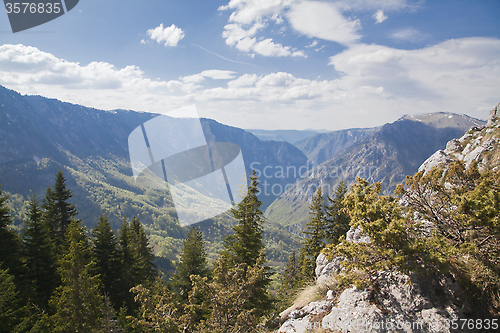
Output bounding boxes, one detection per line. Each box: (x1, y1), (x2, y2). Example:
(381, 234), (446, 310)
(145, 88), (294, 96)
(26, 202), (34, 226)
(315, 253), (342, 285)
(279, 269), (469, 333)
(487, 102), (500, 126)
(417, 150), (452, 174)
(445, 139), (462, 153)
(346, 226), (370, 243)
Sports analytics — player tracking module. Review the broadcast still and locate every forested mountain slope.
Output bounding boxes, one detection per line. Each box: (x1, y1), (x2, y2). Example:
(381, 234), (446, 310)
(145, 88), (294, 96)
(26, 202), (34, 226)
(0, 85), (303, 266)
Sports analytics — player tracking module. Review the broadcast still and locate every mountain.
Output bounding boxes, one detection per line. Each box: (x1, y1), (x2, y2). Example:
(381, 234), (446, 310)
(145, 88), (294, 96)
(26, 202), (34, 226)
(265, 112), (486, 229)
(246, 129), (322, 144)
(277, 103), (500, 333)
(295, 127), (378, 165)
(0, 85), (304, 266)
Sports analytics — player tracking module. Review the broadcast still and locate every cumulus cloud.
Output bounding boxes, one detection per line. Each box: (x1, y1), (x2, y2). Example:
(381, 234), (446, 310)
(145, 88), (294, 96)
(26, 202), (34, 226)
(182, 70), (237, 83)
(328, 37), (500, 113)
(373, 9), (388, 23)
(219, 0), (305, 57)
(146, 24), (185, 46)
(1, 40), (499, 131)
(286, 1), (361, 45)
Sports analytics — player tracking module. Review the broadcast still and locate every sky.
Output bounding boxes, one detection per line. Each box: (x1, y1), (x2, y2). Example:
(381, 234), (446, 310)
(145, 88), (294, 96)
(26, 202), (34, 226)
(0, 0), (499, 131)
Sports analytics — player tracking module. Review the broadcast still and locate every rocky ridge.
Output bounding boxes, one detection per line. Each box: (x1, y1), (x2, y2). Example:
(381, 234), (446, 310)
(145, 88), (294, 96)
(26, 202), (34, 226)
(277, 103), (500, 333)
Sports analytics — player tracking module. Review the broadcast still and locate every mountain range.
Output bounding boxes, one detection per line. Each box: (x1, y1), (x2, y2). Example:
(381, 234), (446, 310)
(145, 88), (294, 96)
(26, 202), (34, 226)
(0, 85), (305, 267)
(0, 84), (486, 270)
(265, 112), (485, 229)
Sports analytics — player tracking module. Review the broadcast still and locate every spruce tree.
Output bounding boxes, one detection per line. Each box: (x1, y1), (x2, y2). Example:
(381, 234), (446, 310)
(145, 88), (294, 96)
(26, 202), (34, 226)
(299, 187), (326, 281)
(22, 192), (58, 309)
(116, 216), (155, 313)
(0, 186), (23, 283)
(91, 213), (121, 308)
(324, 181), (350, 245)
(224, 170), (265, 267)
(50, 220), (103, 332)
(280, 250), (300, 295)
(171, 225), (209, 301)
(117, 217), (134, 311)
(42, 169), (77, 245)
(0, 268), (22, 332)
(130, 216), (156, 284)
(191, 252), (269, 333)
(222, 171), (273, 318)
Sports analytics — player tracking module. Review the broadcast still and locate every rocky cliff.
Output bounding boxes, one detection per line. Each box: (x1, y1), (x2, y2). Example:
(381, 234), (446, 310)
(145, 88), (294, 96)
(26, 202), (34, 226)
(277, 103), (500, 333)
(266, 113), (485, 229)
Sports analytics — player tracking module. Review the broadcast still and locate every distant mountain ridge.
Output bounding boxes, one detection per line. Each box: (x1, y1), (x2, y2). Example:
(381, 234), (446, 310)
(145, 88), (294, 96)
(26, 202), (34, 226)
(265, 112), (486, 229)
(246, 129), (323, 144)
(0, 85), (305, 266)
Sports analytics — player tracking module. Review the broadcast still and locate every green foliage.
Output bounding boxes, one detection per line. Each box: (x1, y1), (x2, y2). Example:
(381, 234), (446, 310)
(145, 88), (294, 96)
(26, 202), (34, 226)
(277, 250), (301, 309)
(22, 192), (58, 309)
(324, 181), (350, 245)
(299, 187), (326, 281)
(224, 170), (265, 267)
(222, 171), (273, 318)
(397, 161), (500, 315)
(42, 169), (78, 247)
(49, 220), (104, 332)
(0, 186), (23, 285)
(191, 252), (269, 333)
(170, 226), (210, 301)
(116, 216), (156, 313)
(91, 213), (121, 309)
(130, 282), (181, 333)
(324, 177), (448, 288)
(0, 268), (22, 332)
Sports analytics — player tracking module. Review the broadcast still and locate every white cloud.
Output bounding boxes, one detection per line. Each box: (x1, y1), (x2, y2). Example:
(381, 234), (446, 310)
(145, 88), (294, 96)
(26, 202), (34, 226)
(328, 38), (500, 115)
(253, 39), (306, 57)
(146, 24), (185, 46)
(227, 73), (259, 88)
(335, 0), (415, 11)
(1, 40), (499, 131)
(286, 1), (362, 45)
(182, 70), (236, 83)
(306, 40), (318, 48)
(373, 9), (388, 23)
(219, 0), (305, 57)
(200, 70), (237, 80)
(219, 0), (292, 25)
(389, 28), (428, 42)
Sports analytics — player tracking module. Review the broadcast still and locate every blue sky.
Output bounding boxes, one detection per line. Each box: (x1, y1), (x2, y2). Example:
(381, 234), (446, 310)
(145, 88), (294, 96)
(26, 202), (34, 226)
(1, 0), (499, 130)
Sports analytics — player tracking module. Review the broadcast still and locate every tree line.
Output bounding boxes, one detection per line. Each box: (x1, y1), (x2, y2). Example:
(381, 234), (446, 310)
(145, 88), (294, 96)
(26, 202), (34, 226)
(3, 157), (498, 332)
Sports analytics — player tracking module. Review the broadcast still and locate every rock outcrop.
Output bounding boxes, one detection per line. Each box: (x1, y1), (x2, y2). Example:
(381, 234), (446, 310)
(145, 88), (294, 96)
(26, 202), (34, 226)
(279, 254), (468, 333)
(419, 102), (500, 175)
(278, 103), (500, 333)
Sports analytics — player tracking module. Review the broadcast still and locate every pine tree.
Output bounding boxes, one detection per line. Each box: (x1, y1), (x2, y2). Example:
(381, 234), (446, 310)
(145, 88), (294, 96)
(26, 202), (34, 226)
(117, 217), (134, 312)
(224, 170), (265, 267)
(299, 187), (326, 281)
(130, 216), (156, 284)
(42, 169), (78, 245)
(221, 171), (273, 318)
(171, 225), (209, 301)
(280, 250), (300, 296)
(116, 216), (156, 313)
(191, 252), (269, 333)
(324, 182), (350, 245)
(50, 220), (104, 332)
(0, 268), (22, 332)
(22, 192), (58, 309)
(0, 186), (23, 283)
(91, 213), (121, 308)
